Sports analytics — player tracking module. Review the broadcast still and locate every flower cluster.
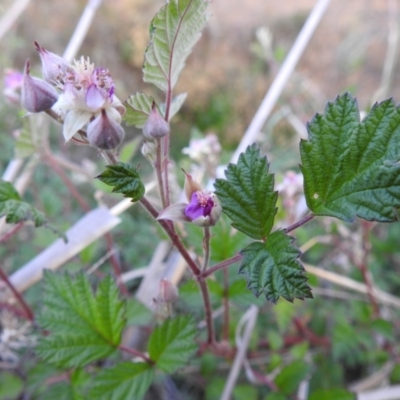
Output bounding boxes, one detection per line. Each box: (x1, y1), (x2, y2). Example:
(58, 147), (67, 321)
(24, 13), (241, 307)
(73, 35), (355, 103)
(20, 42), (125, 150)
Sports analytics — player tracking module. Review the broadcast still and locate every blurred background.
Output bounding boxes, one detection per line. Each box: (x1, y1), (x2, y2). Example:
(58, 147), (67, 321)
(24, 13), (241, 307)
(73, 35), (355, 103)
(2, 1), (400, 399)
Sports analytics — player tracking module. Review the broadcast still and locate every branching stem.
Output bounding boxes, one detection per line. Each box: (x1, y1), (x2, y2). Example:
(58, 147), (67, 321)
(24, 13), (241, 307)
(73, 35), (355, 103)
(202, 254), (243, 278)
(119, 345), (154, 364)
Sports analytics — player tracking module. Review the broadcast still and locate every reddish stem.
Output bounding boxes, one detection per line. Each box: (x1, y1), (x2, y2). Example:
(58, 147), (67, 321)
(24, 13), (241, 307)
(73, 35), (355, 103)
(105, 233), (129, 296)
(139, 197), (216, 343)
(0, 268), (34, 321)
(197, 276), (215, 344)
(202, 254), (243, 278)
(139, 197), (201, 276)
(285, 214), (314, 234)
(155, 138), (167, 209)
(44, 152), (91, 212)
(119, 345), (154, 364)
(0, 222), (24, 245)
(222, 266), (229, 341)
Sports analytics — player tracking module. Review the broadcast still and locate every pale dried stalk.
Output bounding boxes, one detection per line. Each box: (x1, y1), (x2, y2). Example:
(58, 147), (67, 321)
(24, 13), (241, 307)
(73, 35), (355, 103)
(304, 263), (400, 308)
(0, 0), (31, 41)
(230, 0), (331, 164)
(220, 305), (259, 400)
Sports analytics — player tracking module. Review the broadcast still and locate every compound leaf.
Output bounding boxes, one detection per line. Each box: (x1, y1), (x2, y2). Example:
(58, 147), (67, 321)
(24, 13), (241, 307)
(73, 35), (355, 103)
(239, 230), (312, 303)
(143, 0), (209, 92)
(148, 316), (197, 374)
(89, 362), (153, 400)
(301, 92), (400, 222)
(36, 271), (125, 368)
(214, 144), (278, 240)
(96, 163), (145, 202)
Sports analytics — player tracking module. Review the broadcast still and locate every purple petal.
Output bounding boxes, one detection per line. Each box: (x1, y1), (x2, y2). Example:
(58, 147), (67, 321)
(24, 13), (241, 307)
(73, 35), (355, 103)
(85, 84), (105, 110)
(185, 192), (206, 220)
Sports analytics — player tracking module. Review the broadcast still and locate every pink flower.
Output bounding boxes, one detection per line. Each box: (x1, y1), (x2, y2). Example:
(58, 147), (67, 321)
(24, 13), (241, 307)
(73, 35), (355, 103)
(34, 43), (125, 148)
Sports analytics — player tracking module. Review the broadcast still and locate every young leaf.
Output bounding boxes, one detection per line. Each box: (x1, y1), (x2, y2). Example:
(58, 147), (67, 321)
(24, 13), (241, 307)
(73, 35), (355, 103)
(214, 144), (278, 240)
(301, 93), (400, 222)
(239, 230), (312, 303)
(143, 0), (209, 92)
(89, 362), (154, 400)
(148, 315), (197, 373)
(124, 93), (154, 128)
(0, 180), (47, 226)
(160, 93), (187, 120)
(36, 271), (125, 368)
(96, 162), (145, 202)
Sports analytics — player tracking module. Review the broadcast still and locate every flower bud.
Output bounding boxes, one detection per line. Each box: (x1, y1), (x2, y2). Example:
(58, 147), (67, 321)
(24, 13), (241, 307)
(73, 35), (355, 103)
(35, 42), (70, 83)
(183, 170), (202, 202)
(21, 60), (59, 113)
(142, 102), (170, 139)
(87, 109), (125, 149)
(157, 279), (179, 303)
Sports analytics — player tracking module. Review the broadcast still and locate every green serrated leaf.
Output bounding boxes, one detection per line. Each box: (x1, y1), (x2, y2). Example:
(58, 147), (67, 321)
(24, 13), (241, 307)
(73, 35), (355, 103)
(301, 92), (400, 222)
(148, 315), (197, 373)
(89, 362), (153, 400)
(124, 93), (154, 128)
(0, 180), (46, 226)
(36, 271), (125, 368)
(214, 144), (278, 240)
(96, 163), (145, 202)
(143, 0), (209, 92)
(239, 230), (312, 303)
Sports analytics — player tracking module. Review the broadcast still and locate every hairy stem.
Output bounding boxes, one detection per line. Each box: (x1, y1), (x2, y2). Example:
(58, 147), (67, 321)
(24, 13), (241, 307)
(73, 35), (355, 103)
(155, 138), (167, 209)
(0, 268), (34, 321)
(197, 276), (215, 344)
(222, 266), (229, 341)
(162, 84), (173, 207)
(139, 197), (201, 276)
(202, 227), (211, 271)
(139, 196), (216, 343)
